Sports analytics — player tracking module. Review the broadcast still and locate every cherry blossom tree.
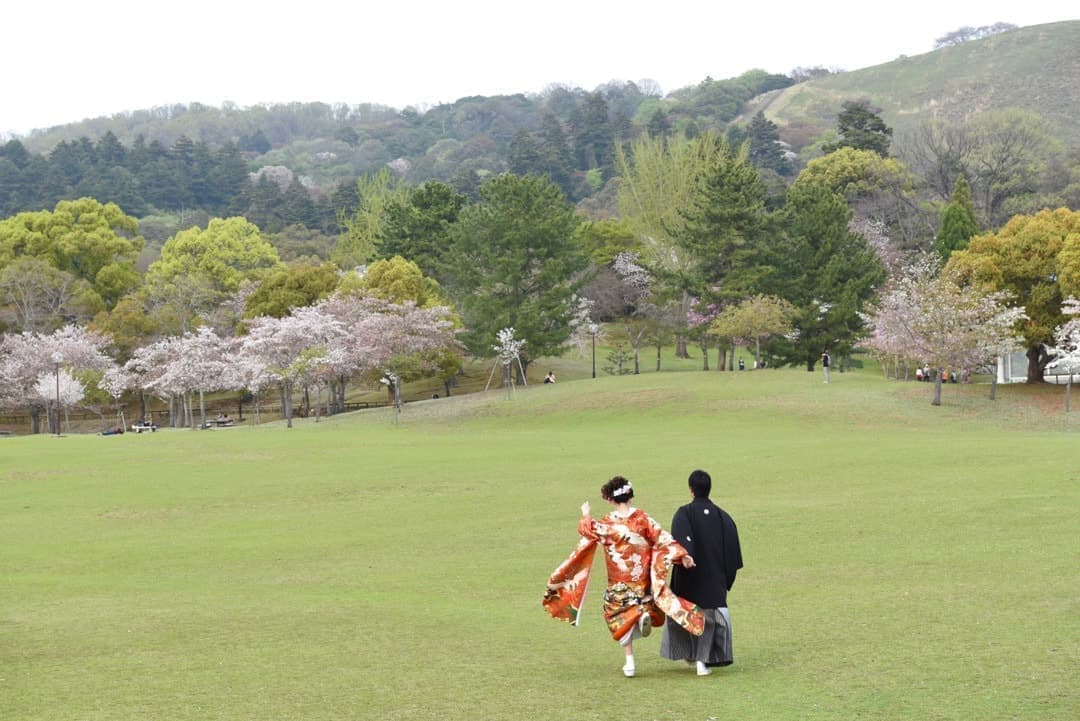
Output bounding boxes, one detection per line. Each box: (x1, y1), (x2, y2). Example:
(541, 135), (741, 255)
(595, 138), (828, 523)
(34, 369), (84, 433)
(0, 325), (113, 433)
(1047, 298), (1080, 411)
(157, 327), (238, 428)
(319, 294), (460, 406)
(239, 305), (345, 427)
(687, 300), (723, 371)
(863, 254), (1027, 405)
(487, 327), (526, 393)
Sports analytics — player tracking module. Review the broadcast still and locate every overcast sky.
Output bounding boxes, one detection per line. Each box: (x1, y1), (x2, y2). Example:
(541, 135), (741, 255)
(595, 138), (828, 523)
(2, 1), (1076, 137)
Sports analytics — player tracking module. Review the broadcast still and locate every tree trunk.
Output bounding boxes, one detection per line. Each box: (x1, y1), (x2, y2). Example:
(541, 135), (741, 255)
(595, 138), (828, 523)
(633, 347), (640, 374)
(932, 371), (943, 406)
(199, 390), (206, 429)
(283, 381), (293, 428)
(676, 334), (689, 359)
(656, 344), (662, 372)
(1026, 344), (1046, 383)
(989, 373), (998, 400)
(700, 338), (709, 371)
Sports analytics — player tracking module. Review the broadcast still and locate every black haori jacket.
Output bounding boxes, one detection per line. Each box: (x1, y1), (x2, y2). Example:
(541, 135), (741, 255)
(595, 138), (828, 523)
(669, 497), (743, 609)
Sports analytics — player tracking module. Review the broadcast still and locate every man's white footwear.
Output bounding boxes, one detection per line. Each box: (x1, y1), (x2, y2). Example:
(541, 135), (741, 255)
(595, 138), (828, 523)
(622, 662), (635, 678)
(696, 661), (711, 676)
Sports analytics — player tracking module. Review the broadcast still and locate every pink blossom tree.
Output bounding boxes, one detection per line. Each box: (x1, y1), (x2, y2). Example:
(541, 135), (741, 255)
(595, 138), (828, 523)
(320, 294), (461, 408)
(863, 254), (1027, 405)
(239, 305), (345, 428)
(0, 325), (113, 433)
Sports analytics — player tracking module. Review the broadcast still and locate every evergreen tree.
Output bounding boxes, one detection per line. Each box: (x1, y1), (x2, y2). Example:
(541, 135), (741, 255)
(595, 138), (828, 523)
(763, 181), (885, 369)
(447, 173), (586, 378)
(747, 111), (792, 175)
(934, 175), (979, 260)
(676, 135), (770, 305)
(507, 131), (543, 176)
(646, 108), (671, 138)
(822, 99), (893, 157)
(537, 113), (575, 198)
(380, 181), (465, 282)
(575, 92), (615, 172)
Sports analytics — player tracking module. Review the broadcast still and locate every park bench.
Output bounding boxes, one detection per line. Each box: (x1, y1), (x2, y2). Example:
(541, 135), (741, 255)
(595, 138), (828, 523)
(203, 417), (236, 428)
(130, 420), (158, 433)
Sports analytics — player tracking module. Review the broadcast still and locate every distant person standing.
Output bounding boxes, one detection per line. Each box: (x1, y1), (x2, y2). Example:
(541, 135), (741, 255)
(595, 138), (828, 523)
(660, 469), (743, 675)
(821, 350), (831, 383)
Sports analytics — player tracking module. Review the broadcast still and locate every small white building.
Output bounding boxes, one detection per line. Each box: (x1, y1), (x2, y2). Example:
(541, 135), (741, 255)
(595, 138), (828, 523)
(999, 350), (1078, 384)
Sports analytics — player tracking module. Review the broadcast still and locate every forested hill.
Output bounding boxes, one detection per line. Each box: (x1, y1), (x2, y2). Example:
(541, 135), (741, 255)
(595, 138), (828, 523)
(0, 20), (1076, 242)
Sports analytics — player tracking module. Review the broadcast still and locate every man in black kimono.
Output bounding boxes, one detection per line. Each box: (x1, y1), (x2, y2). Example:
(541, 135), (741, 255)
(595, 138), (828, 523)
(659, 469), (743, 676)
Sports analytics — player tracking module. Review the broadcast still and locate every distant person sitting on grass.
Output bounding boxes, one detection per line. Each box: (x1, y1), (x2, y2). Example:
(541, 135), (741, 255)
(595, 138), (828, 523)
(544, 371), (556, 384)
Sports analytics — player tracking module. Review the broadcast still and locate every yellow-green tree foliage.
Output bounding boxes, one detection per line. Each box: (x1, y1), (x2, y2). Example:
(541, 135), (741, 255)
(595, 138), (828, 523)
(795, 147), (914, 201)
(0, 197), (143, 308)
(946, 207), (1080, 378)
(147, 217), (283, 295)
(353, 255), (446, 308)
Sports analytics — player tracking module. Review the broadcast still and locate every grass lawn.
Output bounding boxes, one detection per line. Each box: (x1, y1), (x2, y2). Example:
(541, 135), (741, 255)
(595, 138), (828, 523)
(2, 365), (1077, 720)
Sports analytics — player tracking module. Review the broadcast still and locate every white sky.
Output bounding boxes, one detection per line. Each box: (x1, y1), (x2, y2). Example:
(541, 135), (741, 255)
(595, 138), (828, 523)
(2, 1), (1076, 137)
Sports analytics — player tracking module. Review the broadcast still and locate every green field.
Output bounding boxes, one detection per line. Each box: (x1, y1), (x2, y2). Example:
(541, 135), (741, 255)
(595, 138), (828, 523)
(2, 366), (1077, 721)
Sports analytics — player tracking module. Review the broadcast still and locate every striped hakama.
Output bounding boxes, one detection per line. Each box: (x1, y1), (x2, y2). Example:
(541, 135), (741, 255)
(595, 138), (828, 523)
(660, 607), (732, 666)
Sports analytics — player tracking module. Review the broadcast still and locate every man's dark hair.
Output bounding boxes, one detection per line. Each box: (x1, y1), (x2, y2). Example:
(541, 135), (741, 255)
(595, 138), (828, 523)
(688, 469), (712, 498)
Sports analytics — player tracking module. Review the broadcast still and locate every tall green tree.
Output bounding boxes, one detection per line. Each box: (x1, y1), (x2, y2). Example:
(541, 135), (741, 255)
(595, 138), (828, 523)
(764, 181), (886, 370)
(676, 135), (769, 305)
(747, 111), (792, 175)
(447, 173), (586, 378)
(934, 175), (979, 260)
(822, 99), (893, 158)
(146, 217), (283, 333)
(538, 113), (575, 198)
(379, 181), (466, 282)
(616, 132), (727, 356)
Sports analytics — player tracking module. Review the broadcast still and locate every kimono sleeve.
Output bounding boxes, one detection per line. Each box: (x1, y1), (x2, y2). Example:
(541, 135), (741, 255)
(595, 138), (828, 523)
(542, 535), (598, 626)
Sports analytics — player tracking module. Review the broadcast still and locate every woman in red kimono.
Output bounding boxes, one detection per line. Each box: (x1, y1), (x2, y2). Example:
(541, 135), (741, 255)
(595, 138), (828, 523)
(543, 476), (704, 677)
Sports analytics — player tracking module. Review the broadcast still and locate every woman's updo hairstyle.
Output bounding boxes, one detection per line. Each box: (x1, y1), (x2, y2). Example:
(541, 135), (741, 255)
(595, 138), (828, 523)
(601, 475), (634, 503)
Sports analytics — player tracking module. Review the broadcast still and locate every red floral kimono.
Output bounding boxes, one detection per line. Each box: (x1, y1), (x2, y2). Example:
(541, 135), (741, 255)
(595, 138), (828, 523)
(543, 508), (704, 640)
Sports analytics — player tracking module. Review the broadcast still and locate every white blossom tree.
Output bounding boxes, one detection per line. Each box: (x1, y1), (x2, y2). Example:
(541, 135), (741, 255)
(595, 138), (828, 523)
(33, 368), (85, 433)
(487, 327), (527, 393)
(0, 325), (112, 433)
(863, 254), (1027, 405)
(320, 294), (460, 407)
(239, 305), (345, 428)
(1047, 298), (1080, 410)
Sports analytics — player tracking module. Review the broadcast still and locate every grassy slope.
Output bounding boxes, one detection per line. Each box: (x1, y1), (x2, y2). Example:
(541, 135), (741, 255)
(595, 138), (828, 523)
(748, 20), (1080, 148)
(2, 367), (1077, 720)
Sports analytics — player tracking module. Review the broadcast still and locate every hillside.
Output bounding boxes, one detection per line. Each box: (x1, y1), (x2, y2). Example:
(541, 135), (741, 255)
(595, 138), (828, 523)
(745, 20), (1080, 151)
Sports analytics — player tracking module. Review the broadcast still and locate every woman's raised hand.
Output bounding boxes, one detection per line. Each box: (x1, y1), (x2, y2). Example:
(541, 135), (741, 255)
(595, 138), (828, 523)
(580, 501), (591, 517)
